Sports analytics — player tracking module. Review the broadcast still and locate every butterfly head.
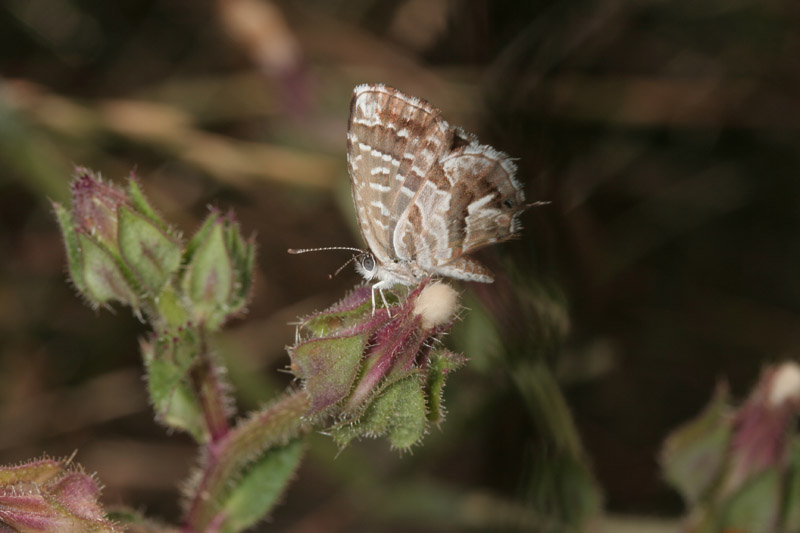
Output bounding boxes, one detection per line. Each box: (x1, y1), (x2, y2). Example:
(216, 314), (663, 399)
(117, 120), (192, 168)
(354, 252), (379, 281)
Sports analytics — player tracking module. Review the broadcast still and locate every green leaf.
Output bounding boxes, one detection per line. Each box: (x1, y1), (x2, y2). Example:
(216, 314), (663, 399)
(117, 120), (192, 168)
(182, 221), (233, 328)
(661, 383), (732, 505)
(781, 438), (800, 531)
(52, 202), (86, 294)
(183, 211), (221, 264)
(720, 467), (782, 532)
(219, 439), (305, 533)
(143, 334), (207, 442)
(78, 233), (139, 308)
(333, 372), (427, 450)
(425, 350), (466, 424)
(127, 177), (170, 232)
(223, 221), (255, 315)
(118, 205), (182, 294)
(291, 334), (367, 414)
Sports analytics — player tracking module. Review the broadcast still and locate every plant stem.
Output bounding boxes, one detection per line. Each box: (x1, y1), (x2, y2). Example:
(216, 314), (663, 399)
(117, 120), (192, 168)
(182, 388), (312, 532)
(191, 330), (231, 442)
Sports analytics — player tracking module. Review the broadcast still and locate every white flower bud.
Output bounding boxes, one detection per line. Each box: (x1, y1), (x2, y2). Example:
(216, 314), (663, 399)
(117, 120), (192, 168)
(413, 282), (459, 330)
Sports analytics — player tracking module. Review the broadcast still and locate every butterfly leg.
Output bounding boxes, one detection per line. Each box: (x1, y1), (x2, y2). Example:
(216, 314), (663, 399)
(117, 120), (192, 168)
(372, 280), (394, 317)
(379, 288), (391, 317)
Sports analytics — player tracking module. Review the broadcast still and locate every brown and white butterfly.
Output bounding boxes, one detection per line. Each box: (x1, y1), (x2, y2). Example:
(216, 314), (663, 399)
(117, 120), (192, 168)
(293, 84), (536, 310)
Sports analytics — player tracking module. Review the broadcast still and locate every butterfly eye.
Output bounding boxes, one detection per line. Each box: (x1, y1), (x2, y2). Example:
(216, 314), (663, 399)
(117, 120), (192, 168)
(361, 254), (376, 272)
(503, 199), (514, 209)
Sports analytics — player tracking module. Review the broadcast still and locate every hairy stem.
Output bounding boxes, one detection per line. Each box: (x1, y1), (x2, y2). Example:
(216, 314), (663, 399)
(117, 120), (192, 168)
(183, 388), (312, 532)
(191, 331), (230, 442)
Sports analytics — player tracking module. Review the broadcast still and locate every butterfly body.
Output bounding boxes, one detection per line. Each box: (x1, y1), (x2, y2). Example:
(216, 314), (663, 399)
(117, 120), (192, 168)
(346, 84), (528, 293)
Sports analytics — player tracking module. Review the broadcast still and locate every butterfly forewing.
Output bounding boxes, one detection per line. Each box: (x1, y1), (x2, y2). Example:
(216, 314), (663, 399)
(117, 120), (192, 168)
(347, 85), (449, 266)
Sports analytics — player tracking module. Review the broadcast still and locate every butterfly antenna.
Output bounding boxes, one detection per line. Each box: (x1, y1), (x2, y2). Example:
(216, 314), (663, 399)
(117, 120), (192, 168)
(288, 246), (365, 254)
(329, 254), (362, 279)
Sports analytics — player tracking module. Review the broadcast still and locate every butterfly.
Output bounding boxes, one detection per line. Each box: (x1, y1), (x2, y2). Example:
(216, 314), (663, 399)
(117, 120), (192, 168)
(292, 84), (536, 311)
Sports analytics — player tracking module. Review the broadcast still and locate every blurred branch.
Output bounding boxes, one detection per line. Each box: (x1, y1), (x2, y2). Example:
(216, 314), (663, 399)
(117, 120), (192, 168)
(3, 80), (339, 190)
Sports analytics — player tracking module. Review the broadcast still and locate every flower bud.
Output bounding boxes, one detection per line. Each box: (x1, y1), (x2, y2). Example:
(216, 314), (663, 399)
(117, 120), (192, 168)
(70, 168), (129, 250)
(180, 210), (255, 330)
(54, 168), (184, 310)
(0, 456), (118, 532)
(661, 361), (800, 532)
(289, 280), (464, 450)
(726, 363), (800, 493)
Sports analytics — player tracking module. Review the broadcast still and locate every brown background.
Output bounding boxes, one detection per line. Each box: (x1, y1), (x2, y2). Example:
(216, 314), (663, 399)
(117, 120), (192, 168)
(0, 1), (799, 530)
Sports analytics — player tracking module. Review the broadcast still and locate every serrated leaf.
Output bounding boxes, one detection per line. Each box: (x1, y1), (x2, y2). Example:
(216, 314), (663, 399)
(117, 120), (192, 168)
(291, 334), (366, 414)
(333, 372), (427, 450)
(78, 233), (139, 308)
(118, 206), (181, 294)
(218, 439), (305, 533)
(661, 383), (732, 504)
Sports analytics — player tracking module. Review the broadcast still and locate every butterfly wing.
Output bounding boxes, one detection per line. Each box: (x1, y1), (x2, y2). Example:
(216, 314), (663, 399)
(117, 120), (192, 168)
(392, 130), (527, 282)
(348, 84), (528, 285)
(346, 84), (450, 267)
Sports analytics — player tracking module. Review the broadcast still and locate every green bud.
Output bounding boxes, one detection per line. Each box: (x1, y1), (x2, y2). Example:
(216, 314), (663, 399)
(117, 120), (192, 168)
(118, 205), (181, 294)
(661, 362), (800, 532)
(181, 211), (255, 330)
(333, 372), (427, 450)
(55, 168), (185, 311)
(290, 281), (463, 449)
(77, 232), (139, 308)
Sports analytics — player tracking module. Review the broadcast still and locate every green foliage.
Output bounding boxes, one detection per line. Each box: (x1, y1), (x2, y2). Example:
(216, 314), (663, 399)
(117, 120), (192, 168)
(661, 364), (800, 532)
(77, 232), (139, 308)
(118, 205), (182, 294)
(291, 333), (367, 414)
(51, 171), (486, 532)
(425, 350), (466, 424)
(52, 201), (86, 295)
(333, 372), (427, 450)
(661, 384), (731, 504)
(218, 439), (305, 533)
(720, 468), (782, 532)
(142, 331), (208, 442)
(182, 220), (234, 327)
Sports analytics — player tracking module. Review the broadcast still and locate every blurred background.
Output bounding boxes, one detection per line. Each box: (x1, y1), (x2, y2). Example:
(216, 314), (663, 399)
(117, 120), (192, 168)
(1, 0), (799, 531)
